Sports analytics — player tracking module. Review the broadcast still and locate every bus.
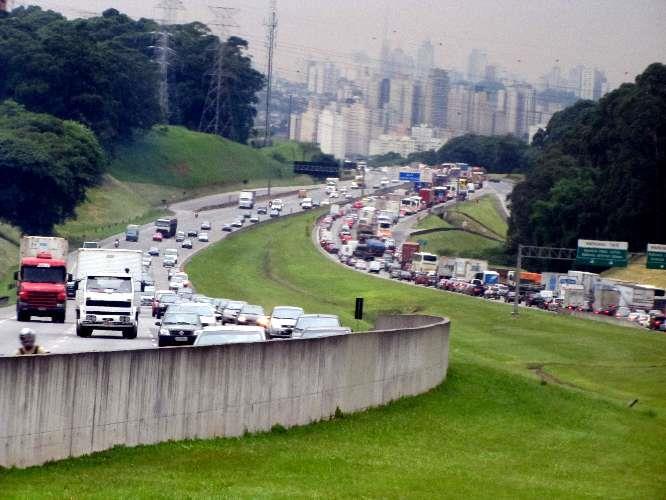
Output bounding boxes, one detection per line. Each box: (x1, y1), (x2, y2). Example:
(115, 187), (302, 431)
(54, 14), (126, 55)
(411, 252), (439, 273)
(400, 197), (420, 215)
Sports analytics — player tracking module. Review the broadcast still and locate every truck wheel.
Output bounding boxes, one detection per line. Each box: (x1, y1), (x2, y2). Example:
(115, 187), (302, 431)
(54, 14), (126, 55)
(76, 325), (92, 337)
(17, 310), (30, 322)
(53, 312), (66, 324)
(122, 326), (138, 339)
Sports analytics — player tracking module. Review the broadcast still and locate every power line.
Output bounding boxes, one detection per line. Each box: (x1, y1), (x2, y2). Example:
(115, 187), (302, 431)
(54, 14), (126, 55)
(263, 0), (277, 197)
(154, 0), (185, 122)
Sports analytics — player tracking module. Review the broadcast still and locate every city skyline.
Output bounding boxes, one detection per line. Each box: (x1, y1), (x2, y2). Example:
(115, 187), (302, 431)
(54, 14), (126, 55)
(12, 0), (666, 89)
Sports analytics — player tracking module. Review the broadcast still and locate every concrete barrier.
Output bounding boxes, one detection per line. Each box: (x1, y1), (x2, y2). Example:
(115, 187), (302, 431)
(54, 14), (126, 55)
(0, 315), (449, 468)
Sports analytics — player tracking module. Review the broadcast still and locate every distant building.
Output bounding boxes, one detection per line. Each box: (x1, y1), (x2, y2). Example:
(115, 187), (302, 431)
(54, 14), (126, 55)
(317, 104), (346, 159)
(467, 49), (488, 83)
(416, 39), (435, 81)
(369, 134), (416, 157)
(424, 68), (450, 129)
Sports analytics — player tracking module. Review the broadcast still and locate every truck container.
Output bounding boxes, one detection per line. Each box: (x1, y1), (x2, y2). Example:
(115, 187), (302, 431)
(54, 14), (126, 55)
(401, 241), (420, 265)
(593, 284), (621, 312)
(610, 281), (658, 310)
(154, 217), (178, 238)
(439, 257), (488, 281)
(419, 188), (433, 207)
(15, 236), (70, 323)
(74, 249), (143, 339)
(568, 271), (600, 298)
(238, 190), (256, 209)
(561, 284), (586, 309)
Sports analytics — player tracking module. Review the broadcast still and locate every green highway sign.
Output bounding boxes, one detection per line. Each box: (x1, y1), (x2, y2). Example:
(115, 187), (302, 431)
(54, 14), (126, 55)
(576, 239), (628, 267)
(647, 243), (666, 270)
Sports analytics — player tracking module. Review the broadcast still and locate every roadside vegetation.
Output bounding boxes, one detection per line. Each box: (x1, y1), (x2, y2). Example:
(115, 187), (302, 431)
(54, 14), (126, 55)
(603, 255), (666, 290)
(0, 223), (19, 305)
(3, 211), (663, 496)
(414, 195), (509, 264)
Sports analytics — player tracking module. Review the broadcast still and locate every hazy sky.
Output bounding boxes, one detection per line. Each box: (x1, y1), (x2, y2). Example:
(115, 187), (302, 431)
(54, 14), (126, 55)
(16, 0), (666, 87)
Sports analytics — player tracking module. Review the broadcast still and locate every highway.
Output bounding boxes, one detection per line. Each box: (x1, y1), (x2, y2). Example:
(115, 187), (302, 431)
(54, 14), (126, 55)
(0, 173), (388, 356)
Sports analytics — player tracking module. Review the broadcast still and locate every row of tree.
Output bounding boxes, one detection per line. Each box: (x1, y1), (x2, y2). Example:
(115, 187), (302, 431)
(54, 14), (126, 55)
(0, 6), (265, 233)
(507, 63), (666, 252)
(0, 7), (263, 147)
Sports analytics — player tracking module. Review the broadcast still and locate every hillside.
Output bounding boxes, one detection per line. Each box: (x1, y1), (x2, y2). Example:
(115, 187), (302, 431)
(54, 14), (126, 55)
(0, 223), (19, 305)
(55, 127), (315, 245)
(109, 126), (311, 189)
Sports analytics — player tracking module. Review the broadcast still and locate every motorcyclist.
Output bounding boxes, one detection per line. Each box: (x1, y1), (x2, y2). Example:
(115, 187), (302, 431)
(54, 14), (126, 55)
(15, 328), (48, 356)
(114, 239), (120, 248)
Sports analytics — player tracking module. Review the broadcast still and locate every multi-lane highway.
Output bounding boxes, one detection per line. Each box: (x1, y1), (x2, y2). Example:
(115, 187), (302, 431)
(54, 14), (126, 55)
(0, 173), (386, 356)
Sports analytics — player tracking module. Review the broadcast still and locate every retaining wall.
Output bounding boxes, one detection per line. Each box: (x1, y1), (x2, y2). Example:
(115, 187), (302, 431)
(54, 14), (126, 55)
(0, 315), (449, 468)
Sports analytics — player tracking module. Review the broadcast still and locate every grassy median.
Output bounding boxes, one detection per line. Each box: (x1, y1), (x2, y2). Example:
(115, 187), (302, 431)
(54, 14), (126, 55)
(2, 211), (665, 497)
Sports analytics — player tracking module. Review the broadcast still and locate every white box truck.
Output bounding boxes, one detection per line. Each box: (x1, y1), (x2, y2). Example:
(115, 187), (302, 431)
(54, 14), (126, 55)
(74, 248), (143, 339)
(561, 284), (587, 309)
(238, 190), (256, 209)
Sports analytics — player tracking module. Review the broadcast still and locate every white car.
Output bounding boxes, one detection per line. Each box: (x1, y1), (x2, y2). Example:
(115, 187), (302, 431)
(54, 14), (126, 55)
(198, 232), (209, 242)
(329, 191), (339, 198)
(194, 326), (266, 346)
(269, 306), (304, 338)
(368, 261), (382, 273)
(200, 221), (212, 230)
(301, 198), (313, 209)
(270, 199), (284, 211)
(164, 248), (178, 264)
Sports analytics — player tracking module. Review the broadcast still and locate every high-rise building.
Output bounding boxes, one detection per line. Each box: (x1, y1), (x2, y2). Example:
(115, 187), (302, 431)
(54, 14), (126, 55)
(416, 39), (435, 81)
(305, 61), (339, 95)
(469, 91), (494, 136)
(317, 104), (346, 159)
(387, 74), (414, 133)
(467, 49), (487, 83)
(447, 84), (471, 132)
(424, 68), (449, 129)
(504, 85), (536, 139)
(343, 101), (372, 158)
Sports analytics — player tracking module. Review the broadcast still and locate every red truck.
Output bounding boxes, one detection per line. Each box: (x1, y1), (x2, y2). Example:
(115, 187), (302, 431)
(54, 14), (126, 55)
(15, 236), (70, 323)
(419, 188), (433, 207)
(401, 241), (420, 266)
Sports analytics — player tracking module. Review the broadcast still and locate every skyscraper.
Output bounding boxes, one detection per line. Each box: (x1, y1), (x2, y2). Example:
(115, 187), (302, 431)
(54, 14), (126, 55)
(416, 39), (435, 81)
(424, 69), (450, 129)
(467, 49), (488, 83)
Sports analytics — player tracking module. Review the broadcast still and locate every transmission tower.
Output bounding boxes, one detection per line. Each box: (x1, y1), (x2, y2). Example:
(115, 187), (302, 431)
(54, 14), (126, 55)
(154, 0), (185, 122)
(263, 0), (278, 147)
(199, 5), (238, 137)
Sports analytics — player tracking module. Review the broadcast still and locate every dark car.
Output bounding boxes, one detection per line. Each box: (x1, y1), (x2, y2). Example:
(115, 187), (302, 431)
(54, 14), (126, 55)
(222, 224), (233, 232)
(152, 292), (178, 319)
(237, 304), (267, 327)
(649, 315), (666, 330)
(156, 312), (203, 347)
(257, 206), (268, 215)
(414, 273), (430, 286)
(181, 239), (193, 249)
(187, 229), (198, 237)
(399, 270), (413, 281)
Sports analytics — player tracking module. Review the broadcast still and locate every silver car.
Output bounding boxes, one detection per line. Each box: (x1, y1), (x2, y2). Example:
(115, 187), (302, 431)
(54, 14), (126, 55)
(268, 306), (304, 338)
(292, 314), (342, 338)
(193, 326), (266, 346)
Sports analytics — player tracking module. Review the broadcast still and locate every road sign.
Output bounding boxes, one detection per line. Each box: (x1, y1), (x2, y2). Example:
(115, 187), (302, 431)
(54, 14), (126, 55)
(399, 171), (421, 182)
(576, 239), (628, 267)
(647, 243), (666, 270)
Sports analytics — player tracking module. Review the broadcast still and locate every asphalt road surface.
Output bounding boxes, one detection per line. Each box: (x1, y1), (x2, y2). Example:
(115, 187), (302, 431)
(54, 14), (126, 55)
(0, 173), (387, 356)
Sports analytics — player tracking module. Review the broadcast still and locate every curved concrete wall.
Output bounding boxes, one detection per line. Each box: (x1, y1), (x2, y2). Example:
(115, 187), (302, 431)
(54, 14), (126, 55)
(0, 315), (449, 468)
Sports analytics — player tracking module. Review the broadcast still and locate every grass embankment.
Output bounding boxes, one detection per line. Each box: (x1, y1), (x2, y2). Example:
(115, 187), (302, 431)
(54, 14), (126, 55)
(603, 255), (666, 289)
(3, 211), (662, 496)
(416, 195), (509, 264)
(55, 127), (315, 245)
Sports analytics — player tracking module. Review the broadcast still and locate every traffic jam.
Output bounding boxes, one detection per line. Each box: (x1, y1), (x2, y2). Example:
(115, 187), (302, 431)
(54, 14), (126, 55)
(315, 168), (666, 332)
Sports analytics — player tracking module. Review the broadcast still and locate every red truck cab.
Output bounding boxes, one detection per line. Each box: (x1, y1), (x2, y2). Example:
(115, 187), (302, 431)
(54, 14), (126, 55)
(16, 251), (68, 323)
(419, 188), (433, 207)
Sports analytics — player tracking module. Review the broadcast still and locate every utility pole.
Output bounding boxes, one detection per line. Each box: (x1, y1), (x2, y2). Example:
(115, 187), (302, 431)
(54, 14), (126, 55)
(199, 5), (238, 136)
(286, 94), (293, 139)
(264, 0), (278, 197)
(154, 0), (185, 123)
(513, 244), (522, 316)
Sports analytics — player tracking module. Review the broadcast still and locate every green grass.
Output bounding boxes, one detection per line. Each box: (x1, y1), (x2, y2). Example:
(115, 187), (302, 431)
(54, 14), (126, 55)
(455, 194), (508, 239)
(109, 126), (306, 189)
(420, 228), (507, 263)
(415, 214), (453, 230)
(602, 255), (666, 289)
(0, 223), (20, 305)
(3, 210), (663, 496)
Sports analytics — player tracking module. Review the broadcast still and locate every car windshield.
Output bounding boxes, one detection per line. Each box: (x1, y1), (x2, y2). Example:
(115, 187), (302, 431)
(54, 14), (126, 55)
(179, 304), (215, 315)
(423, 255), (438, 262)
(273, 307), (303, 319)
(87, 276), (132, 293)
(197, 332), (263, 345)
(22, 266), (66, 283)
(163, 313), (199, 326)
(296, 316), (339, 329)
(160, 294), (177, 304)
(241, 305), (264, 315)
(226, 301), (245, 311)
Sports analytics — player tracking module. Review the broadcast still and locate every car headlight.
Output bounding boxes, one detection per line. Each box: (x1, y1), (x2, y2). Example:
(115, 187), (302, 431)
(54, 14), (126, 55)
(160, 328), (170, 335)
(238, 315), (247, 323)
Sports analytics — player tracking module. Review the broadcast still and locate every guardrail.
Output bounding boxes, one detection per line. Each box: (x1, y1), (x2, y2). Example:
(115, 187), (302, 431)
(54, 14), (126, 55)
(0, 315), (449, 468)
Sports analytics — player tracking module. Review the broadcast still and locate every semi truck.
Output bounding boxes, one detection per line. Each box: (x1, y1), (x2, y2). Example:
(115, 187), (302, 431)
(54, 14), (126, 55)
(401, 241), (420, 266)
(239, 190), (256, 209)
(155, 217), (178, 238)
(15, 236), (70, 323)
(593, 284), (621, 313)
(74, 248), (143, 339)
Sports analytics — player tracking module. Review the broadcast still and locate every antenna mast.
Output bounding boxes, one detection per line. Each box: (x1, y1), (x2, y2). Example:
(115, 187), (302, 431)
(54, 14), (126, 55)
(154, 0), (185, 122)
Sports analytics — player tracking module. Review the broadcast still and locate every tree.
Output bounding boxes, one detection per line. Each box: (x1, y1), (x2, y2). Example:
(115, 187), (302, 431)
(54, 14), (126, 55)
(507, 63), (666, 252)
(0, 101), (105, 233)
